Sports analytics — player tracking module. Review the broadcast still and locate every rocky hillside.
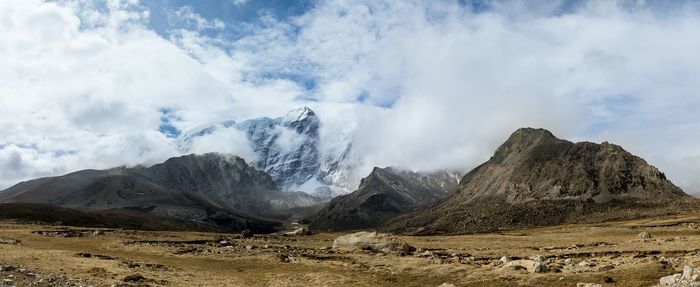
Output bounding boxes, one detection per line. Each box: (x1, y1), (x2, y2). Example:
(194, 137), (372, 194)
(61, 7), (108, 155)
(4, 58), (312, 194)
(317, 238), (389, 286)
(0, 153), (322, 232)
(385, 128), (694, 235)
(308, 167), (461, 231)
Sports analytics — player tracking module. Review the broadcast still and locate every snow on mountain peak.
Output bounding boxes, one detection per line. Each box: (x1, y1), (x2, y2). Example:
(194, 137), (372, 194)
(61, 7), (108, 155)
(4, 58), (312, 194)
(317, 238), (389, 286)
(283, 106), (316, 123)
(176, 107), (355, 198)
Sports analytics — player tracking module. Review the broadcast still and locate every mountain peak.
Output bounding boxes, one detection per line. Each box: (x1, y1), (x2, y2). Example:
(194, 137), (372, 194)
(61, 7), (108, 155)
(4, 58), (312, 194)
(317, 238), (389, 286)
(492, 128), (564, 161)
(508, 127), (557, 142)
(283, 107), (316, 123)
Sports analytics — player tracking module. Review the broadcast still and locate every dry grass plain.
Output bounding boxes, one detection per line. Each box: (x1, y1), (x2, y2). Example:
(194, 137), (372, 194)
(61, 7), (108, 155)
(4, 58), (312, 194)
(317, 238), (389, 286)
(1, 213), (700, 287)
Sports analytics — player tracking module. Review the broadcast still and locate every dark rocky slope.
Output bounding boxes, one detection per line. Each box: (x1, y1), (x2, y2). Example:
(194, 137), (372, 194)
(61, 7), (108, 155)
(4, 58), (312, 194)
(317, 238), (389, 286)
(0, 153), (321, 233)
(385, 128), (696, 235)
(308, 167), (461, 231)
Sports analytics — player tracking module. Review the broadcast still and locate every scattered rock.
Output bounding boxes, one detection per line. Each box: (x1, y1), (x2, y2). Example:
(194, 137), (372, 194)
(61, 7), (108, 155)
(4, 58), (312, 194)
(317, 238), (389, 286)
(578, 260), (596, 268)
(599, 264), (615, 271)
(604, 276), (615, 283)
(332, 232), (415, 254)
(438, 283), (456, 287)
(577, 283), (602, 287)
(639, 231), (652, 239)
(502, 259), (548, 273)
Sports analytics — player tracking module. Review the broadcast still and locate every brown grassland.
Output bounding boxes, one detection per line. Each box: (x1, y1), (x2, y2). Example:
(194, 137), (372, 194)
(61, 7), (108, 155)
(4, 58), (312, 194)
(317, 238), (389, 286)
(2, 213), (700, 286)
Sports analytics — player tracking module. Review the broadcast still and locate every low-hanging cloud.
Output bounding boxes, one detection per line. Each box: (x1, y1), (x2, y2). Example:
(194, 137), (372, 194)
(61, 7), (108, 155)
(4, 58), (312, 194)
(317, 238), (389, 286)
(1, 0), (699, 194)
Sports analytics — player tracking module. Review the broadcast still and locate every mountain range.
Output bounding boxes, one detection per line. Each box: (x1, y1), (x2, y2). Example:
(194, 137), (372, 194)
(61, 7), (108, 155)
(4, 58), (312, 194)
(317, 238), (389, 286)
(0, 124), (697, 235)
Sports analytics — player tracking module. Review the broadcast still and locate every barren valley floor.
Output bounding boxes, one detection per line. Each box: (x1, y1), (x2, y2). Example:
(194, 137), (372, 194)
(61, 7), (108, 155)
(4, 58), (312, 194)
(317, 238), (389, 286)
(2, 214), (700, 287)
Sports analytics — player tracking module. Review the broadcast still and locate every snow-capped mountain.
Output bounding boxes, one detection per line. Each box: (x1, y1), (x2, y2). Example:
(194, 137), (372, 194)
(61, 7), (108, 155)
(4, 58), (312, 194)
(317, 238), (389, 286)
(177, 107), (355, 197)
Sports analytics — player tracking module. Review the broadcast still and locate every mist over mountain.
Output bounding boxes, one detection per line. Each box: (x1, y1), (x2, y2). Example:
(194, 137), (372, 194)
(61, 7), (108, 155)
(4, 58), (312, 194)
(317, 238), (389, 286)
(177, 107), (358, 198)
(308, 167), (462, 231)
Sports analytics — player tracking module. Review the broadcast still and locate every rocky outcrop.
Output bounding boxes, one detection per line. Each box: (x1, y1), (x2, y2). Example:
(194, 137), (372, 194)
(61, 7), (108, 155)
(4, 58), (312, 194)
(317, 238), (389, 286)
(659, 266), (700, 287)
(385, 128), (693, 235)
(0, 153), (324, 232)
(308, 167), (461, 231)
(332, 231), (415, 254)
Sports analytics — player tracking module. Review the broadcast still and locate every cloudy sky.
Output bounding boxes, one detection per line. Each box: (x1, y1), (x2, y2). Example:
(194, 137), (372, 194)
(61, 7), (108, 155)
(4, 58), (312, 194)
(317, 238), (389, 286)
(1, 0), (699, 194)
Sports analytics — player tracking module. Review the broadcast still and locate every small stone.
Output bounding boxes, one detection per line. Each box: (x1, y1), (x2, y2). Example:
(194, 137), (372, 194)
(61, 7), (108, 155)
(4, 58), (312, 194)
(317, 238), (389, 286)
(438, 283), (456, 287)
(638, 231), (652, 239)
(576, 283), (602, 287)
(603, 276), (614, 283)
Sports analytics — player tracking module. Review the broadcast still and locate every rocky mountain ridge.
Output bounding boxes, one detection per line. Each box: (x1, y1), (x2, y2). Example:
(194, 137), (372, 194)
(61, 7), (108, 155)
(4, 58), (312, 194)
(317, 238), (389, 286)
(0, 153), (322, 232)
(385, 128), (693, 235)
(309, 167), (462, 231)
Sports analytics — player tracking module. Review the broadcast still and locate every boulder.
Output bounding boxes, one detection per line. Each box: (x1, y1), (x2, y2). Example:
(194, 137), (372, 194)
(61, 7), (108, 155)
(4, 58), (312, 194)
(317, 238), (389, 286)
(241, 229), (253, 239)
(287, 227), (312, 236)
(659, 266), (700, 287)
(502, 259), (548, 273)
(332, 232), (415, 254)
(0, 238), (20, 245)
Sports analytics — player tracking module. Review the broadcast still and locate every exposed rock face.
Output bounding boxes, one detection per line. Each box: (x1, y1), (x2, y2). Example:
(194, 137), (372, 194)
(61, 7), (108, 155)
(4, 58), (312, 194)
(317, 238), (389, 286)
(385, 128), (692, 235)
(308, 167), (461, 231)
(177, 107), (355, 197)
(332, 231), (415, 254)
(454, 128), (684, 203)
(0, 153), (322, 232)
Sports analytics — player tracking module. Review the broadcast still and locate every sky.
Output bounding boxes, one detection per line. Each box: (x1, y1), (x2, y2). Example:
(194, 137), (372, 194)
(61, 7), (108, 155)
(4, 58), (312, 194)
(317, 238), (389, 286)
(0, 0), (699, 194)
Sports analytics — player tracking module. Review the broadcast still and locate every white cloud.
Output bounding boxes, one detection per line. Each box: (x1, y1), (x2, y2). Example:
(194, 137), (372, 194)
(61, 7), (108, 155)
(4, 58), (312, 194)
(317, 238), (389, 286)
(187, 128), (256, 159)
(232, 0), (248, 6)
(1, 0), (700, 196)
(172, 6), (225, 31)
